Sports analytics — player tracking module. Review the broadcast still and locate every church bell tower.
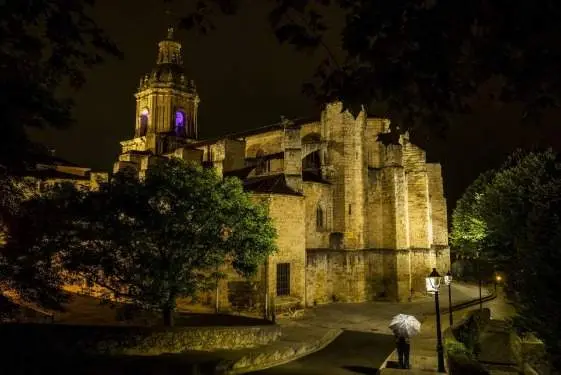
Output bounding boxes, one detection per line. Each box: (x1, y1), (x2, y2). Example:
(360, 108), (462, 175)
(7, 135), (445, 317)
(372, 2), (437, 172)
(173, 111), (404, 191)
(114, 26), (200, 174)
(134, 26), (200, 151)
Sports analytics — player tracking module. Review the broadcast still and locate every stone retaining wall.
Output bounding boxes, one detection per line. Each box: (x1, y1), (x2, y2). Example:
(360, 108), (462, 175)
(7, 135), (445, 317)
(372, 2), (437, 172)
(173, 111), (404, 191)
(0, 323), (281, 356)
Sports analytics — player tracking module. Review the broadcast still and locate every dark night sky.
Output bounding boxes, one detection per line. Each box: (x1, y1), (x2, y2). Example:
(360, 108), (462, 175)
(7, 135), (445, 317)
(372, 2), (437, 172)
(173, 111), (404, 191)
(30, 0), (561, 209)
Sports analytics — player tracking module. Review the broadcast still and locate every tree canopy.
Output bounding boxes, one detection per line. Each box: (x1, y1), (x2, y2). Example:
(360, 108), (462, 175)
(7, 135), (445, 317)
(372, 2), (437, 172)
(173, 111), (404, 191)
(450, 149), (561, 369)
(0, 179), (84, 315)
(0, 0), (121, 170)
(66, 158), (277, 326)
(180, 0), (561, 143)
(450, 169), (496, 259)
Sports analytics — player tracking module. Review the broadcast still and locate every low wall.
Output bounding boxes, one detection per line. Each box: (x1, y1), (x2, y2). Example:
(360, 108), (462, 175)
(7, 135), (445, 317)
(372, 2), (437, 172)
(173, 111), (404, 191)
(0, 323), (281, 356)
(443, 308), (491, 375)
(510, 332), (549, 375)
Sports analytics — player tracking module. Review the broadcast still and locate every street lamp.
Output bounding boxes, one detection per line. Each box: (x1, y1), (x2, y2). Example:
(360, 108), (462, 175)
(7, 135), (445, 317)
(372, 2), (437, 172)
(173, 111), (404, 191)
(426, 268), (446, 373)
(444, 270), (453, 327)
(495, 274), (502, 294)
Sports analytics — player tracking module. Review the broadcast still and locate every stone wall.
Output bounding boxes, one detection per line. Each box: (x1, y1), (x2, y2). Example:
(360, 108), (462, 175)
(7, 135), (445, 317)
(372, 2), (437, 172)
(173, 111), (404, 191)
(223, 139), (246, 172)
(403, 142), (431, 249)
(306, 248), (441, 304)
(427, 163), (449, 246)
(366, 168), (384, 248)
(300, 121), (322, 139)
(303, 182), (333, 249)
(266, 193), (306, 306)
(213, 193), (307, 312)
(0, 323), (281, 356)
(322, 102), (367, 249)
(245, 130), (284, 158)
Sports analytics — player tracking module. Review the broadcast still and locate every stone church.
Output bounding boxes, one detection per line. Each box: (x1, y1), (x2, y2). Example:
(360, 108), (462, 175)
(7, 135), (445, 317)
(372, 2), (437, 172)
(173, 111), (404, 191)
(114, 27), (450, 311)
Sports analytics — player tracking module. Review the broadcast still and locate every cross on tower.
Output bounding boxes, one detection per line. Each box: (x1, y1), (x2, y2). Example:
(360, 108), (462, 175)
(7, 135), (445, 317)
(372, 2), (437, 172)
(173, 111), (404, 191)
(164, 7), (176, 39)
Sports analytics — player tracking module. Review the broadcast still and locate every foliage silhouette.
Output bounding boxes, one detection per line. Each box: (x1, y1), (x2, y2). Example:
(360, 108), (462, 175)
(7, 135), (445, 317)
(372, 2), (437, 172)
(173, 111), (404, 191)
(0, 0), (121, 170)
(178, 0), (561, 143)
(451, 149), (561, 370)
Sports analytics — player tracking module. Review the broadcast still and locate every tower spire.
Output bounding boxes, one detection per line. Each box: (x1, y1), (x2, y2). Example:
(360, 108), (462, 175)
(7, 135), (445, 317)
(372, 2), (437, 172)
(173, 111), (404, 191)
(156, 7), (182, 65)
(164, 7), (176, 40)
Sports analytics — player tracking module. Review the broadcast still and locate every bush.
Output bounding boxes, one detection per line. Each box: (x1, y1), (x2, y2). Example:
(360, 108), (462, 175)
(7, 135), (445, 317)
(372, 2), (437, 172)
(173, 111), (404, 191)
(452, 308), (490, 357)
(444, 309), (491, 374)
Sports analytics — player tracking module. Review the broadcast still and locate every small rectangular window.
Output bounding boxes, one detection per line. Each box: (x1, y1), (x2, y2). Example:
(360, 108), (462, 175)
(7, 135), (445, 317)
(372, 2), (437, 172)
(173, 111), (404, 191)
(276, 263), (291, 296)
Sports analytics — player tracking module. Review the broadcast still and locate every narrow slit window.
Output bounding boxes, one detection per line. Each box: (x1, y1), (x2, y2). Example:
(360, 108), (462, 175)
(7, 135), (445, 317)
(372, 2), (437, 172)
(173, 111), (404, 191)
(276, 263), (290, 296)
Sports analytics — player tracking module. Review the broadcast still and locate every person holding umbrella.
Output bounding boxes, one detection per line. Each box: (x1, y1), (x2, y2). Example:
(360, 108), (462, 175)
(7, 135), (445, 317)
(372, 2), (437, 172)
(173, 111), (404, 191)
(389, 314), (421, 369)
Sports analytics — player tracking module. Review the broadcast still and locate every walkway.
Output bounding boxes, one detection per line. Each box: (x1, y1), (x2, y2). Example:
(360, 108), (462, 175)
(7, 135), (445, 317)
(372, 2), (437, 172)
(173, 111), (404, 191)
(230, 282), (493, 374)
(380, 286), (515, 374)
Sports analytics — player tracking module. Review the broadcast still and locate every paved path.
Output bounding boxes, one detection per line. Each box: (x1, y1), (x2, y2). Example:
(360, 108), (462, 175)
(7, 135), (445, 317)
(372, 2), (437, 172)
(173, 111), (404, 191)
(280, 282), (493, 335)
(381, 286), (516, 374)
(237, 283), (492, 374)
(248, 331), (395, 375)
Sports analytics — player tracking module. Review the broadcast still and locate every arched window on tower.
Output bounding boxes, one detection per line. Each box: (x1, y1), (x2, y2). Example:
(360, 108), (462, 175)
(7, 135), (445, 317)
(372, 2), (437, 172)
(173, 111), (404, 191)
(139, 109), (149, 136)
(316, 204), (325, 231)
(175, 110), (186, 137)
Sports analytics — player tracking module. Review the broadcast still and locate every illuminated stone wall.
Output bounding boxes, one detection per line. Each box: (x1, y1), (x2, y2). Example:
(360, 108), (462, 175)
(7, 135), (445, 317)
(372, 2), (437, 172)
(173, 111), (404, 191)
(303, 182), (333, 249)
(244, 131), (284, 158)
(265, 193), (306, 306)
(322, 102), (367, 249)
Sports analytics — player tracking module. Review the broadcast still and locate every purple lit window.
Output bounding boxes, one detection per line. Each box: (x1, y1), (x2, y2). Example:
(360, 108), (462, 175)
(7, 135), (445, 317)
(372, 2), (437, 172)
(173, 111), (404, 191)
(175, 110), (186, 137)
(139, 109), (149, 136)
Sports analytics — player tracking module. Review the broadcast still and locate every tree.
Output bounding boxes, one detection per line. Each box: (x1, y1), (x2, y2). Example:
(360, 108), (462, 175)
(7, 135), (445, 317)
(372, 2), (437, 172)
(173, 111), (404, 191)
(179, 0), (561, 143)
(67, 158), (277, 326)
(0, 0), (121, 170)
(450, 169), (496, 259)
(450, 149), (561, 370)
(0, 180), (85, 316)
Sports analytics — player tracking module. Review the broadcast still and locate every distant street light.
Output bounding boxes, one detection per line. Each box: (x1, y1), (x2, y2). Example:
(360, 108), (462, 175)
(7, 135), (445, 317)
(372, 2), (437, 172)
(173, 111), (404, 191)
(426, 268), (446, 373)
(444, 271), (453, 327)
(495, 274), (502, 294)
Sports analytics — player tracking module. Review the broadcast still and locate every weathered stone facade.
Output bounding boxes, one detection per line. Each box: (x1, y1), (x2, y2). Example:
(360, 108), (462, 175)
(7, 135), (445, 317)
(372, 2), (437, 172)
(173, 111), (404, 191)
(114, 28), (450, 311)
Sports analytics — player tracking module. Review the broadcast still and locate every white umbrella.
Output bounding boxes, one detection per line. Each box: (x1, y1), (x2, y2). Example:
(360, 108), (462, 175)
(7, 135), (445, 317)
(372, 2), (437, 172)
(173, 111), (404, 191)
(389, 314), (421, 338)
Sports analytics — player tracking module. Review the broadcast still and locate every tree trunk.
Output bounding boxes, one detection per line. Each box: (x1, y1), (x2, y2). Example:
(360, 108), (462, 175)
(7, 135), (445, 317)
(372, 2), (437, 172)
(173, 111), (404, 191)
(163, 306), (174, 327)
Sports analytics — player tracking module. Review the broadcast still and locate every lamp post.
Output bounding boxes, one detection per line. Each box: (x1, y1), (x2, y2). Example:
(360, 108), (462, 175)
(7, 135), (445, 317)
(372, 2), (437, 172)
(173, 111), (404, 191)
(426, 268), (446, 373)
(476, 251), (483, 311)
(444, 270), (453, 327)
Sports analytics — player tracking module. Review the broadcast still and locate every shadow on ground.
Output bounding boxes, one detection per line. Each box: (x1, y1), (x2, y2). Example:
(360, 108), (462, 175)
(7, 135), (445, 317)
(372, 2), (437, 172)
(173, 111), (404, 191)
(4, 352), (218, 375)
(249, 330), (395, 374)
(341, 365), (379, 374)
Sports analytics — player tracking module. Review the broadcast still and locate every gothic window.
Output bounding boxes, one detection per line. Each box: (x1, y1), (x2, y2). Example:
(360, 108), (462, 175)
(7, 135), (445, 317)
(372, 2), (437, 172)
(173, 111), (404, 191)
(316, 204), (325, 231)
(276, 263), (290, 296)
(175, 110), (186, 137)
(139, 108), (149, 136)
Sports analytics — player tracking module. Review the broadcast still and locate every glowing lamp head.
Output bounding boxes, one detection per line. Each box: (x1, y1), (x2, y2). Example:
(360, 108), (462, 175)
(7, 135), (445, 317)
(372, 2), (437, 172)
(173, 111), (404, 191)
(426, 268), (442, 294)
(444, 270), (453, 286)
